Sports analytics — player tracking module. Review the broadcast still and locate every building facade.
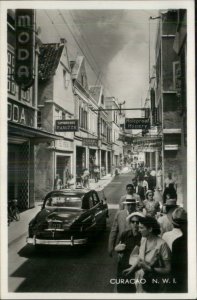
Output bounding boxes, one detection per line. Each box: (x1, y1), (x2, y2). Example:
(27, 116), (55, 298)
(89, 86), (112, 177)
(7, 10), (62, 209)
(154, 10), (187, 206)
(71, 56), (99, 180)
(105, 97), (124, 169)
(35, 39), (75, 198)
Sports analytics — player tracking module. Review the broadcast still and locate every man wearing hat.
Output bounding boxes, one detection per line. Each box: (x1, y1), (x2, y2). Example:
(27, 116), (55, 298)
(108, 195), (139, 257)
(119, 184), (143, 211)
(157, 198), (178, 235)
(114, 212), (144, 293)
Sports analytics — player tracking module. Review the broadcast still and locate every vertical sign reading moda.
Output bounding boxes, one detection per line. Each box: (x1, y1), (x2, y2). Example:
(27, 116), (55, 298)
(15, 9), (35, 89)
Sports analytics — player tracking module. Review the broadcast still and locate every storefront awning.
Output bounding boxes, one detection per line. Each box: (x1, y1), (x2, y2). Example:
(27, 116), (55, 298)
(8, 122), (64, 144)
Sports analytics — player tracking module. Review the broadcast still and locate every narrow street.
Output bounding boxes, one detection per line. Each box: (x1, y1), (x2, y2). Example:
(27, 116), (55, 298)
(3, 5), (194, 298)
(8, 172), (134, 293)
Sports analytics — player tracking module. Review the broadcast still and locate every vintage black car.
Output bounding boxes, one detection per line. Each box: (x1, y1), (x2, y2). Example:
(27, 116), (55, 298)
(26, 188), (108, 247)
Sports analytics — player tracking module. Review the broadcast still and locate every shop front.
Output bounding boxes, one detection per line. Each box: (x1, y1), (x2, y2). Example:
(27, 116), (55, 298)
(107, 151), (112, 174)
(8, 138), (31, 210)
(89, 148), (97, 179)
(76, 145), (86, 178)
(8, 122), (62, 210)
(101, 149), (107, 176)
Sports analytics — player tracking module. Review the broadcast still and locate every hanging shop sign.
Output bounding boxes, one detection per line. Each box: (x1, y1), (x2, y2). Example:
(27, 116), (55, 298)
(82, 138), (98, 147)
(125, 118), (150, 130)
(56, 120), (79, 132)
(164, 144), (179, 151)
(133, 139), (162, 153)
(133, 137), (162, 146)
(15, 9), (35, 89)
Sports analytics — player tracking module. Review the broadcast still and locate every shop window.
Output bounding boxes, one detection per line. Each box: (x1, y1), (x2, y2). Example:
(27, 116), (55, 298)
(55, 108), (60, 121)
(7, 50), (16, 96)
(8, 80), (11, 92)
(101, 94), (104, 105)
(63, 69), (69, 88)
(8, 52), (12, 64)
(79, 106), (88, 130)
(173, 61), (181, 93)
(37, 110), (42, 128)
(11, 82), (15, 94)
(81, 74), (86, 88)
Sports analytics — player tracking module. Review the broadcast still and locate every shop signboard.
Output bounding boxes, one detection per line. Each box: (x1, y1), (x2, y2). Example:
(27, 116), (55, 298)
(133, 138), (162, 152)
(125, 118), (150, 129)
(8, 100), (34, 127)
(82, 138), (98, 147)
(56, 120), (79, 132)
(164, 144), (179, 150)
(15, 9), (35, 89)
(55, 140), (73, 151)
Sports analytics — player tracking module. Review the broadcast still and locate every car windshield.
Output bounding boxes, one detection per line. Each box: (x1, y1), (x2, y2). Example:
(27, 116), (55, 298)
(45, 194), (83, 209)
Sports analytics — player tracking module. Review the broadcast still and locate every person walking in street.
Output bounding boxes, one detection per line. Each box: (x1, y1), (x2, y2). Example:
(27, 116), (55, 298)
(143, 190), (160, 218)
(164, 172), (177, 190)
(149, 168), (156, 191)
(157, 198), (179, 235)
(93, 165), (100, 183)
(136, 165), (145, 182)
(114, 212), (143, 293)
(136, 179), (145, 201)
(54, 174), (62, 190)
(163, 185), (177, 204)
(156, 167), (162, 191)
(67, 174), (75, 189)
(82, 168), (90, 188)
(108, 196), (138, 257)
(119, 184), (142, 211)
(142, 176), (149, 194)
(123, 216), (171, 293)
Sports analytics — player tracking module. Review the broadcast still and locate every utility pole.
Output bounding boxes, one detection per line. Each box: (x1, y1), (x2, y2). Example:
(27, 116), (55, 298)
(118, 100), (125, 115)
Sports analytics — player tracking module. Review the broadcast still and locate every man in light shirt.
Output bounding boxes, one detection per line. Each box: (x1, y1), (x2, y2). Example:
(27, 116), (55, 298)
(162, 207), (187, 250)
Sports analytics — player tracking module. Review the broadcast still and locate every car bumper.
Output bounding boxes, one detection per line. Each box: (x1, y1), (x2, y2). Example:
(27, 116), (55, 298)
(26, 236), (88, 246)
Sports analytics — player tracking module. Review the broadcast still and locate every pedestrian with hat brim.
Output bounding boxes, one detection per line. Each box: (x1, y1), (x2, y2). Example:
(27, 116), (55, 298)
(157, 198), (179, 235)
(119, 184), (143, 211)
(114, 212), (144, 293)
(108, 195), (139, 257)
(123, 215), (171, 293)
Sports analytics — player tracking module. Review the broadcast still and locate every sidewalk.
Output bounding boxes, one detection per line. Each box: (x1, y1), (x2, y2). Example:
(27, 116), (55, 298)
(8, 174), (115, 246)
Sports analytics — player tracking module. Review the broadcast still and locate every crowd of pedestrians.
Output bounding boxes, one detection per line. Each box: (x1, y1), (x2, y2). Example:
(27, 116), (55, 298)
(108, 165), (187, 294)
